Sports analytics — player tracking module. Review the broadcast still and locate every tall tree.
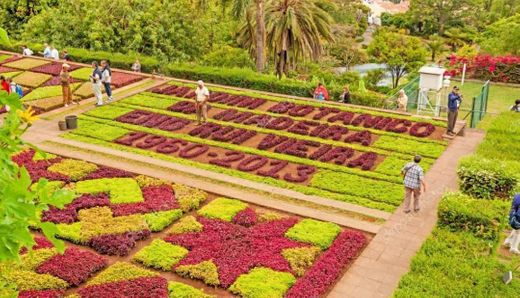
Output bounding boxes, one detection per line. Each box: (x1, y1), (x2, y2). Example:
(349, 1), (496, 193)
(263, 0), (334, 78)
(425, 34), (446, 62)
(479, 14), (520, 55)
(409, 0), (472, 35)
(367, 30), (428, 88)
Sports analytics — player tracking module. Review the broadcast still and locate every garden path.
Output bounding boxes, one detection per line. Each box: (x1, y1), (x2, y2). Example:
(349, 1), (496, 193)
(329, 128), (485, 298)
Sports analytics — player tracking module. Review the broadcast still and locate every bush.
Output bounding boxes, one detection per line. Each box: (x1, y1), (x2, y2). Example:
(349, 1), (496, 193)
(437, 192), (508, 241)
(202, 45), (254, 69)
(458, 156), (518, 199)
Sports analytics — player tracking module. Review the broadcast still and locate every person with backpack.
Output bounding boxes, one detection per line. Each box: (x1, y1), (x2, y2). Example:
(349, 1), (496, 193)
(401, 155), (426, 213)
(60, 64), (75, 107)
(100, 60), (113, 103)
(90, 61), (104, 106)
(7, 78), (22, 98)
(504, 194), (520, 255)
(313, 83), (329, 101)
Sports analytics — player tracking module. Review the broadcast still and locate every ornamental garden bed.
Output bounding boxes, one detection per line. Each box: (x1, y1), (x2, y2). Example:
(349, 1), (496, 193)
(63, 83), (449, 212)
(3, 149), (370, 297)
(0, 56), (145, 114)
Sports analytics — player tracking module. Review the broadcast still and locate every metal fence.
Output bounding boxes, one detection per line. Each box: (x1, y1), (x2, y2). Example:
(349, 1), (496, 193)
(384, 76), (420, 110)
(465, 80), (490, 128)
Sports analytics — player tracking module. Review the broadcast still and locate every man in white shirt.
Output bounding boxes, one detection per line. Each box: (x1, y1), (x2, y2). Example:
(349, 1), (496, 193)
(194, 80), (209, 125)
(100, 60), (113, 102)
(22, 45), (33, 56)
(90, 61), (104, 106)
(50, 46), (59, 60)
(42, 43), (51, 58)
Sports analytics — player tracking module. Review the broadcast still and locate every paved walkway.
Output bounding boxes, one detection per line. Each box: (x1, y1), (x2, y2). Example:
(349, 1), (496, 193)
(329, 129), (485, 298)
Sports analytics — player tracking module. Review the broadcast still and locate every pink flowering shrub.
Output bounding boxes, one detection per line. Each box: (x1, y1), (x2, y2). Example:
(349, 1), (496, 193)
(446, 54), (520, 83)
(36, 247), (108, 286)
(18, 289), (65, 298)
(285, 230), (367, 298)
(78, 276), (168, 298)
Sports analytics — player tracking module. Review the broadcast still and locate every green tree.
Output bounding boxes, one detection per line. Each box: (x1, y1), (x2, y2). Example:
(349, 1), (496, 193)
(479, 14), (520, 55)
(0, 0), (58, 38)
(409, 0), (472, 35)
(425, 34), (446, 62)
(367, 30), (427, 88)
(328, 36), (367, 70)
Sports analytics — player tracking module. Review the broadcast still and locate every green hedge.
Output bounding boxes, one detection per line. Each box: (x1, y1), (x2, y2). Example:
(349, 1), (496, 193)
(437, 192), (508, 241)
(0, 42), (386, 107)
(458, 156), (518, 199)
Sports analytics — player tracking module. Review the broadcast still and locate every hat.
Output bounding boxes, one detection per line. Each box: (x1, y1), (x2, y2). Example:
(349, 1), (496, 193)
(62, 63), (71, 69)
(453, 86), (459, 90)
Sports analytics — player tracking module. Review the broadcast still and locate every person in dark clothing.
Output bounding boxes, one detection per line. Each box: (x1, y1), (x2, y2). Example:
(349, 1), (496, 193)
(504, 193), (520, 254)
(339, 85), (351, 104)
(62, 50), (71, 61)
(510, 99), (520, 112)
(447, 86), (462, 135)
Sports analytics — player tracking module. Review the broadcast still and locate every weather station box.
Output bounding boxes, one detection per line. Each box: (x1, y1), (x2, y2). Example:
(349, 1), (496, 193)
(419, 66), (446, 91)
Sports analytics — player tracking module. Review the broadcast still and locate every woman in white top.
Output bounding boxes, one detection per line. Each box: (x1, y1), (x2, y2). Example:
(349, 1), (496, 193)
(100, 60), (113, 102)
(397, 89), (408, 112)
(194, 80), (209, 125)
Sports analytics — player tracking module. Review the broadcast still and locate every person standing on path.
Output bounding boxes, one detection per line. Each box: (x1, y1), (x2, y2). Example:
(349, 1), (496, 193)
(194, 80), (209, 125)
(447, 86), (462, 135)
(100, 60), (113, 103)
(397, 89), (408, 112)
(60, 64), (74, 107)
(313, 83), (329, 101)
(50, 45), (60, 61)
(90, 61), (104, 107)
(42, 43), (51, 58)
(504, 193), (520, 255)
(339, 85), (351, 104)
(401, 155), (426, 213)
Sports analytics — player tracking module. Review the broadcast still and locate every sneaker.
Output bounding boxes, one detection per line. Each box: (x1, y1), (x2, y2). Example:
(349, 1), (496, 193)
(64, 104), (69, 107)
(510, 248), (520, 255)
(108, 97), (114, 102)
(504, 239), (512, 248)
(95, 103), (103, 107)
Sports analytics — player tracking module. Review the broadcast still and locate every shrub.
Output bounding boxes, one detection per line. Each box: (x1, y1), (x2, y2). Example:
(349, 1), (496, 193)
(437, 192), (508, 241)
(201, 45), (254, 69)
(47, 159), (99, 181)
(172, 184), (207, 212)
(167, 281), (213, 298)
(143, 209), (183, 232)
(75, 178), (144, 204)
(281, 246), (321, 276)
(458, 156), (518, 199)
(167, 215), (203, 234)
(175, 260), (220, 286)
(229, 267), (296, 298)
(197, 197), (248, 222)
(285, 219), (341, 250)
(134, 239), (188, 271)
(87, 262), (158, 285)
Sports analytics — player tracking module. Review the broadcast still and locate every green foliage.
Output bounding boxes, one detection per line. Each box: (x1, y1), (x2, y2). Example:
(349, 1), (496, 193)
(477, 112), (520, 162)
(168, 281), (213, 298)
(458, 156), (518, 199)
(479, 14), (520, 55)
(437, 192), (508, 241)
(0, 27), (10, 46)
(367, 30), (427, 88)
(17, 248), (57, 271)
(47, 159), (98, 181)
(3, 58), (50, 70)
(175, 260), (220, 286)
(197, 197), (248, 222)
(168, 215), (203, 235)
(55, 222), (82, 243)
(395, 228), (520, 297)
(12, 71), (52, 88)
(122, 94), (175, 110)
(75, 178), (144, 204)
(76, 207), (147, 240)
(202, 45), (254, 69)
(3, 270), (68, 291)
(73, 119), (129, 141)
(69, 67), (92, 81)
(22, 83), (81, 102)
(135, 175), (169, 188)
(32, 151), (57, 161)
(85, 105), (134, 120)
(281, 246), (320, 276)
(172, 184), (208, 212)
(0, 91), (74, 261)
(143, 209), (183, 232)
(373, 135), (446, 159)
(88, 262), (158, 285)
(229, 267), (296, 298)
(285, 219), (341, 250)
(133, 239), (188, 271)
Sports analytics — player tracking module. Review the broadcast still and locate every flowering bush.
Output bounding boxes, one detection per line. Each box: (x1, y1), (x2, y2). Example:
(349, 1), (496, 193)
(446, 54), (520, 83)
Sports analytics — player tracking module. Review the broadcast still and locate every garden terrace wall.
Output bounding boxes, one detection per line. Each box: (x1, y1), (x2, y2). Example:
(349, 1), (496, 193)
(5, 149), (371, 298)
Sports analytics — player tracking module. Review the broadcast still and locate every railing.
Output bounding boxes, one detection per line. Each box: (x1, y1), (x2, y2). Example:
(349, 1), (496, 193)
(462, 80), (490, 128)
(384, 76), (420, 111)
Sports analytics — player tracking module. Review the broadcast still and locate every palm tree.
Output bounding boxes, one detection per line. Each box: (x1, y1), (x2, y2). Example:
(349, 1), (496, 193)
(426, 34), (446, 62)
(263, 0), (334, 78)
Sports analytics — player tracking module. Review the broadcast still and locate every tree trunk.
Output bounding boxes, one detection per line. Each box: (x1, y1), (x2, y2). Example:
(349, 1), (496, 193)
(255, 0), (266, 72)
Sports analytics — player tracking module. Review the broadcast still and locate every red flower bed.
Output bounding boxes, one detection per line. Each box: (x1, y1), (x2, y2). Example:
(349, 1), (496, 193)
(110, 72), (143, 88)
(42, 194), (110, 224)
(111, 185), (179, 216)
(31, 63), (82, 76)
(285, 230), (367, 298)
(165, 216), (302, 287)
(0, 66), (15, 73)
(20, 235), (54, 254)
(83, 166), (135, 180)
(78, 276), (168, 298)
(88, 230), (151, 256)
(42, 75), (82, 87)
(446, 54), (520, 83)
(18, 289), (65, 298)
(36, 247), (108, 286)
(11, 150), (69, 183)
(232, 208), (258, 227)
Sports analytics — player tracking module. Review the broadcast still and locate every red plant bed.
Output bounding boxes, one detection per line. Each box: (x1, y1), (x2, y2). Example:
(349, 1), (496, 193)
(83, 166), (135, 180)
(111, 185), (179, 216)
(42, 75), (82, 87)
(36, 247), (108, 286)
(88, 230), (151, 256)
(31, 62), (82, 76)
(0, 66), (16, 73)
(78, 276), (168, 298)
(110, 72), (143, 88)
(20, 235), (54, 254)
(42, 193), (110, 224)
(18, 289), (65, 298)
(285, 230), (367, 298)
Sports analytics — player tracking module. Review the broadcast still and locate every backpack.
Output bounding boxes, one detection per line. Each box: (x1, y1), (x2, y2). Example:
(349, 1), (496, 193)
(15, 84), (23, 98)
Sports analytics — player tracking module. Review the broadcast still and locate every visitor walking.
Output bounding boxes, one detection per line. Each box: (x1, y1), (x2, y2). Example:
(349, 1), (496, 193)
(397, 89), (408, 112)
(90, 61), (104, 106)
(1, 76), (10, 94)
(510, 99), (520, 112)
(62, 50), (71, 61)
(504, 193), (520, 255)
(21, 45), (33, 56)
(131, 59), (141, 73)
(101, 60), (113, 102)
(60, 64), (74, 107)
(42, 43), (51, 58)
(447, 86), (462, 136)
(401, 155), (426, 213)
(50, 45), (60, 60)
(194, 80), (209, 125)
(339, 85), (351, 104)
(313, 83), (329, 101)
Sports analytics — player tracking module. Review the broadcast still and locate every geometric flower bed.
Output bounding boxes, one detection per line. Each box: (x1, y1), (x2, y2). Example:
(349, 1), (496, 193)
(0, 54), (144, 114)
(6, 149), (369, 297)
(63, 82), (450, 212)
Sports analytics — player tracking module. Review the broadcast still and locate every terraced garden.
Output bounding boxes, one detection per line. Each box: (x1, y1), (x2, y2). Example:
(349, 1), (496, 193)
(4, 149), (368, 297)
(63, 81), (449, 212)
(0, 55), (144, 113)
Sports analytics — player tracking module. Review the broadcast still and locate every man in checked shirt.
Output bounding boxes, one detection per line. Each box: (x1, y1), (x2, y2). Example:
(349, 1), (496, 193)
(401, 155), (427, 213)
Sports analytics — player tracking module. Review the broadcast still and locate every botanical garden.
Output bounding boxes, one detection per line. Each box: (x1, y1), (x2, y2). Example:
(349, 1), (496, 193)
(1, 0), (520, 297)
